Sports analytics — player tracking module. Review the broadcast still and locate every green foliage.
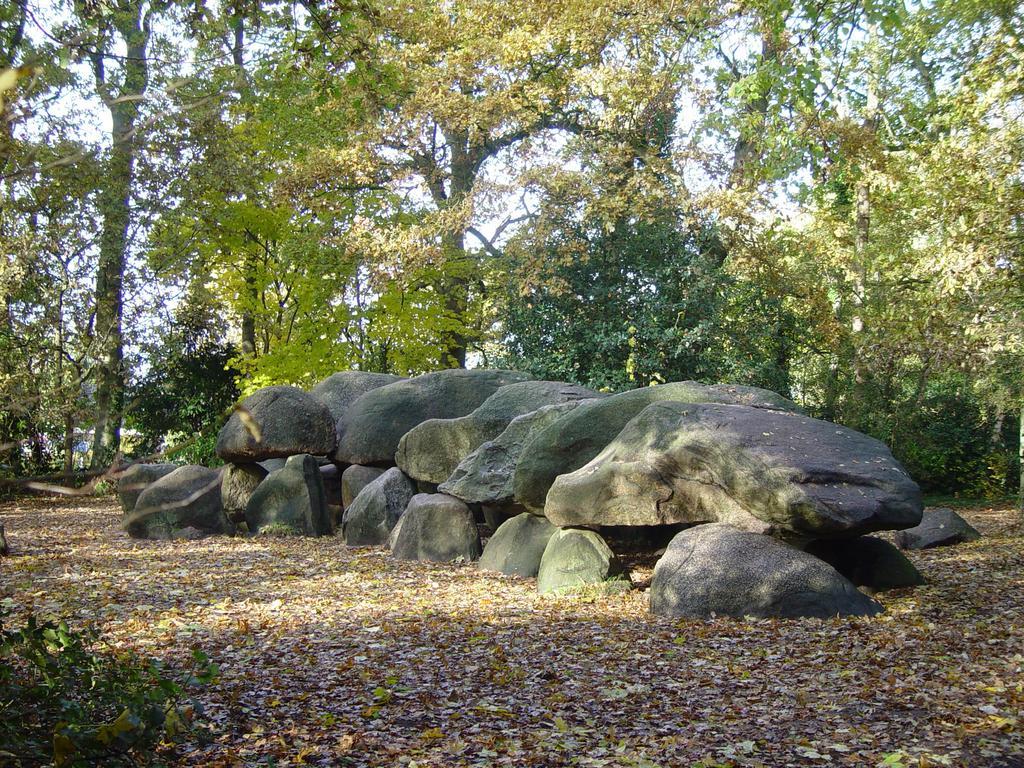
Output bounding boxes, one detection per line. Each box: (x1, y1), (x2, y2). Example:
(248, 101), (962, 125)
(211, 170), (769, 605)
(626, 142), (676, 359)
(502, 218), (796, 393)
(0, 610), (216, 767)
(3, 0), (1020, 499)
(162, 431), (222, 468)
(502, 219), (727, 389)
(889, 374), (1018, 496)
(91, 479), (116, 497)
(125, 336), (238, 462)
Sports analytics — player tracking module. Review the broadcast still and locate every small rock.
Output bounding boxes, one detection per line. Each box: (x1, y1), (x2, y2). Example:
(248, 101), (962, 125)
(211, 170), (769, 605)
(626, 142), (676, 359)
(479, 513), (558, 577)
(221, 463), (267, 523)
(320, 463), (343, 507)
(125, 465), (231, 540)
(806, 536), (925, 591)
(895, 508), (981, 550)
(171, 526), (208, 541)
(116, 463), (177, 513)
(537, 528), (630, 595)
(341, 465), (386, 508)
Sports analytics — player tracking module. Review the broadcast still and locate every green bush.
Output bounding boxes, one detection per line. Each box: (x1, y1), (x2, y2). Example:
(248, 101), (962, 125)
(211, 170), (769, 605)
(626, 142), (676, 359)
(886, 374), (1015, 495)
(0, 610), (216, 767)
(501, 219), (736, 390)
(162, 431), (222, 467)
(125, 338), (238, 462)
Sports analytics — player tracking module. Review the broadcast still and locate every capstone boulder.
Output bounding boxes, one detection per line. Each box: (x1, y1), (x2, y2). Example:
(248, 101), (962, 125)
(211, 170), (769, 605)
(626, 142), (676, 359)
(545, 401), (922, 538)
(216, 385), (336, 462)
(334, 369), (533, 466)
(514, 382), (802, 512)
(439, 400), (594, 506)
(396, 380), (600, 485)
(310, 371), (405, 443)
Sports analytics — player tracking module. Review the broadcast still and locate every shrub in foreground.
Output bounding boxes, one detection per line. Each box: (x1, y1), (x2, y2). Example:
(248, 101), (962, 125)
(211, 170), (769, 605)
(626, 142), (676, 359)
(0, 610), (216, 767)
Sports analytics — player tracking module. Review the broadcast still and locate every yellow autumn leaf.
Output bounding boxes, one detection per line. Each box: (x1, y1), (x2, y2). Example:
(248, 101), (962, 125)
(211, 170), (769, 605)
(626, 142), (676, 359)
(52, 730), (75, 768)
(96, 708), (137, 746)
(0, 68), (20, 97)
(235, 405), (262, 442)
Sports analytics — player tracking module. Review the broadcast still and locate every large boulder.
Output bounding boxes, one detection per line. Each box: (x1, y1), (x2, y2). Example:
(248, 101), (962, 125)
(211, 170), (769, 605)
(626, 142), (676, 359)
(245, 454), (332, 536)
(545, 401), (922, 538)
(221, 463), (268, 523)
(333, 369), (533, 466)
(396, 381), (601, 485)
(805, 536), (925, 591)
(440, 401), (593, 506)
(341, 467), (417, 546)
(895, 508), (981, 550)
(537, 528), (630, 595)
(513, 382), (801, 512)
(390, 493), (481, 562)
(124, 465), (232, 540)
(479, 513), (558, 577)
(310, 371), (405, 443)
(341, 465), (387, 508)
(216, 385), (336, 462)
(650, 524), (883, 619)
(116, 463), (178, 513)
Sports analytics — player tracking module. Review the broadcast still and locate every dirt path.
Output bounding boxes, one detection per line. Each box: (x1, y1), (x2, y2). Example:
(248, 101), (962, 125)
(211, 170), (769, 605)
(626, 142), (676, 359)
(1, 496), (1022, 767)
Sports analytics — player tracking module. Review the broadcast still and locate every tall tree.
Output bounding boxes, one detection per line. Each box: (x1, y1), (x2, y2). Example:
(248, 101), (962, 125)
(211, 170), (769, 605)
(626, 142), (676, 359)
(304, 0), (695, 367)
(75, 0), (163, 468)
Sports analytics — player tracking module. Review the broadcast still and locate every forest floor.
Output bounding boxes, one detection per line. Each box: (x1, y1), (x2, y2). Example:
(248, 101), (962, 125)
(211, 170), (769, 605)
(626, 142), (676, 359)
(1, 496), (1022, 768)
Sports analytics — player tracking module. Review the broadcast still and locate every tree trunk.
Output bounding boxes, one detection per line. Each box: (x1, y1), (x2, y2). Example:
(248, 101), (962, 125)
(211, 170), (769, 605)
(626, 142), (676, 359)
(729, 31), (777, 185)
(240, 253), (258, 357)
(849, 23), (880, 406)
(233, 9), (259, 359)
(427, 127), (477, 368)
(991, 405), (1005, 447)
(440, 231), (470, 368)
(63, 413), (75, 476)
(1018, 399), (1023, 514)
(88, 3), (152, 470)
(90, 139), (129, 468)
